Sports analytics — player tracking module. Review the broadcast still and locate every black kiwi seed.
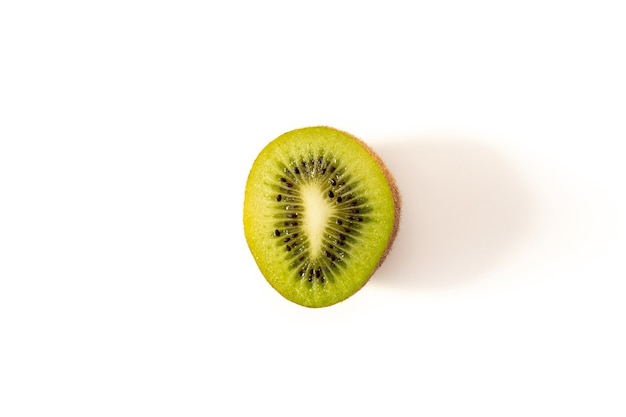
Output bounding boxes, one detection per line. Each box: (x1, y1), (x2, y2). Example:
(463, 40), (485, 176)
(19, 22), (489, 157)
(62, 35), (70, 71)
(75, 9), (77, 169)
(330, 178), (336, 186)
(277, 194), (282, 201)
(337, 196), (343, 203)
(328, 190), (334, 198)
(294, 167), (300, 174)
(336, 219), (342, 225)
(286, 245), (291, 252)
(274, 229), (281, 237)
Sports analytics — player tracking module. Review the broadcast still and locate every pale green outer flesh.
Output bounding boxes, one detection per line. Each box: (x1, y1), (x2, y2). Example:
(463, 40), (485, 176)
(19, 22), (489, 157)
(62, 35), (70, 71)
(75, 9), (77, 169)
(243, 126), (396, 307)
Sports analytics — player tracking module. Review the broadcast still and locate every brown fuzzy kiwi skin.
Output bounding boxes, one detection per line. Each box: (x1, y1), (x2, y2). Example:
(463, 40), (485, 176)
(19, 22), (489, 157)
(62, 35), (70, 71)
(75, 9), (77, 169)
(323, 126), (402, 274)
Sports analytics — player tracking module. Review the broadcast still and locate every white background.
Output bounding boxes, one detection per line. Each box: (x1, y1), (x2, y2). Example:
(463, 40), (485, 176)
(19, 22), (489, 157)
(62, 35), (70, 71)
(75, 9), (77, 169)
(1, 1), (625, 415)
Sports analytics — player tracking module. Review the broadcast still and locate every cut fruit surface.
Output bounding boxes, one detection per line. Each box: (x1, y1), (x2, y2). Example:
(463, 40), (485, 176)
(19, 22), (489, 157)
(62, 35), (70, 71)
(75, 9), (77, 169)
(243, 126), (400, 308)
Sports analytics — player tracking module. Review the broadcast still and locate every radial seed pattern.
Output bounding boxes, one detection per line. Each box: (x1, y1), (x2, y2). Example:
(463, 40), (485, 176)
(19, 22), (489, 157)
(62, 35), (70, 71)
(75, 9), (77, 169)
(269, 152), (371, 287)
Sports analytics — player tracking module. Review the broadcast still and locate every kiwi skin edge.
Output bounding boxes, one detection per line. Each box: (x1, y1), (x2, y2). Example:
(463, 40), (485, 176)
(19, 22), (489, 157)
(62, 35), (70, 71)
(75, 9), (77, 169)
(348, 130), (402, 271)
(245, 126), (402, 307)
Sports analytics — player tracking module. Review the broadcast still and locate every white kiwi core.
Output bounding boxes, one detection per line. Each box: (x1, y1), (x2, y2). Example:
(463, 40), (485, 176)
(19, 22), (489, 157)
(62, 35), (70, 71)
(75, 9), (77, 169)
(301, 183), (333, 258)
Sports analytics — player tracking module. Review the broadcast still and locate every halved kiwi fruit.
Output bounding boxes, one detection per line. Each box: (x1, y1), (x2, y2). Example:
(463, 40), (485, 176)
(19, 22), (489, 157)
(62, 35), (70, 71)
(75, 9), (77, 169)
(243, 126), (400, 308)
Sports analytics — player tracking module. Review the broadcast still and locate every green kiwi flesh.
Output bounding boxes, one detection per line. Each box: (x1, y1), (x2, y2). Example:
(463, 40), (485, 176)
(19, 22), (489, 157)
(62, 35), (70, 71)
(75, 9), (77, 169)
(243, 126), (400, 308)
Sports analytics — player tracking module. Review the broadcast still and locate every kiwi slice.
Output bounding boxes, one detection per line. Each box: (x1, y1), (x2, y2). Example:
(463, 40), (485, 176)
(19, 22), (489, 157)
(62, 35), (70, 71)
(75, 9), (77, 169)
(243, 126), (400, 308)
